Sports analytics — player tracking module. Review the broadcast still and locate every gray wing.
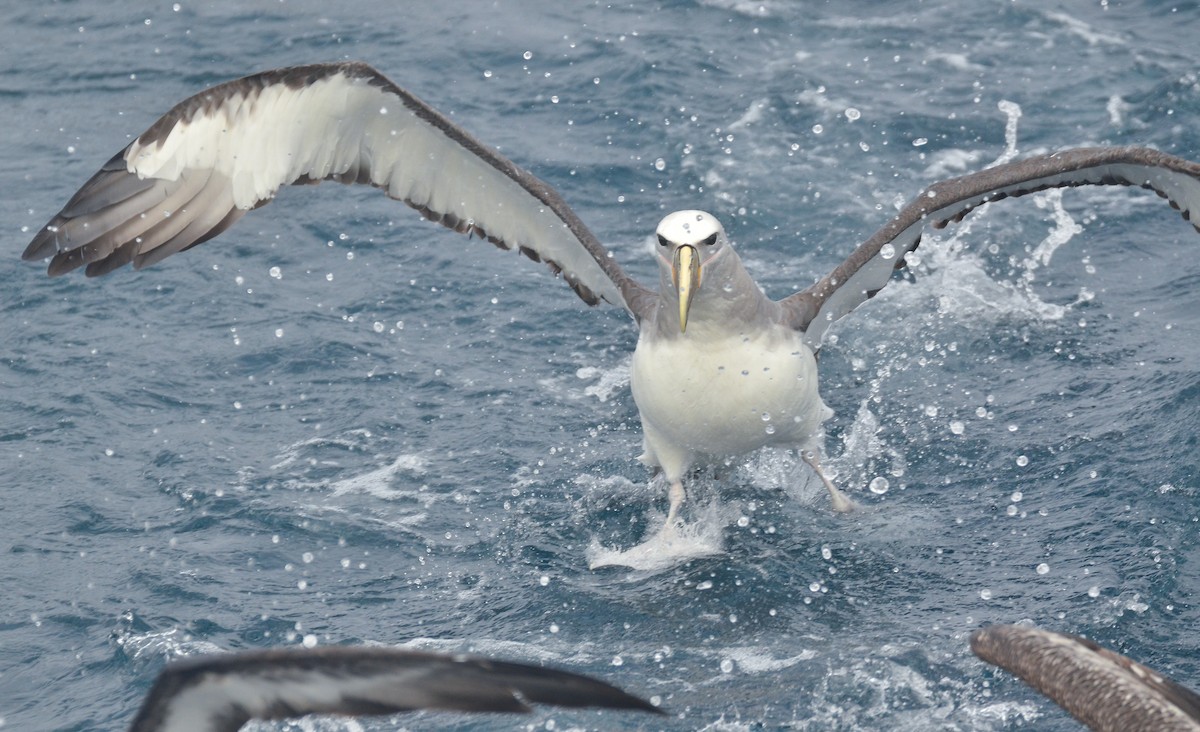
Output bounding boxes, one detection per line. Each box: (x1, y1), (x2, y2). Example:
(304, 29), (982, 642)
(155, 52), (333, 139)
(783, 146), (1200, 349)
(127, 645), (663, 732)
(971, 624), (1200, 732)
(23, 62), (654, 318)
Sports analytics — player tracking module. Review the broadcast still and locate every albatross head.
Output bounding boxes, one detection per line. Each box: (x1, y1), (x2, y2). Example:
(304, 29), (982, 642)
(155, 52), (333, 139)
(655, 210), (732, 332)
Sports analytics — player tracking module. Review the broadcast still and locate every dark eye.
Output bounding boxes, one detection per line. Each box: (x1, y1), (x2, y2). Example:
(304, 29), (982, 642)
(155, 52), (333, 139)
(657, 234), (670, 248)
(701, 232), (718, 247)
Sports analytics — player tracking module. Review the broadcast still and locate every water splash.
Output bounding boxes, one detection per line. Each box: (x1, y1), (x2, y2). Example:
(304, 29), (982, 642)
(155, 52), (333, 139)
(587, 500), (731, 571)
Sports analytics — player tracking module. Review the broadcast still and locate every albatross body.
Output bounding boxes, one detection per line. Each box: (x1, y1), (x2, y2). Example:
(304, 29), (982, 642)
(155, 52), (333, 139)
(631, 210), (841, 519)
(23, 61), (1200, 536)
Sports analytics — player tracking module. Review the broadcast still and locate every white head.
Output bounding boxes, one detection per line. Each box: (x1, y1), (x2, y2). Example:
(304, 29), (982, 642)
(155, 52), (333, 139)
(654, 210), (731, 332)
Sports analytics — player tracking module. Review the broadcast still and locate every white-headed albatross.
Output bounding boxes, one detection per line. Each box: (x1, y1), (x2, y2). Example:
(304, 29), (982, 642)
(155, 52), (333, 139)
(971, 624), (1200, 732)
(23, 61), (1200, 532)
(127, 645), (661, 732)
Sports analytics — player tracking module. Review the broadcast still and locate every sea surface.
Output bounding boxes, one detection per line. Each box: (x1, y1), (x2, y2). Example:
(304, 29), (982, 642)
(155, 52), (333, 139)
(3, 1), (1200, 730)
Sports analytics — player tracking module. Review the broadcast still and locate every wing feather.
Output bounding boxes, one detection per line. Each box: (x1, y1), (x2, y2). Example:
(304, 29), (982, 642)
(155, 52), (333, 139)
(784, 146), (1200, 349)
(971, 624), (1200, 732)
(24, 62), (653, 317)
(128, 645), (662, 732)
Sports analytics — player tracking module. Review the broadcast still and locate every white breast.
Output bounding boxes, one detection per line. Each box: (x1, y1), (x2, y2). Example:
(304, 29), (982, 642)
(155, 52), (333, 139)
(630, 323), (829, 477)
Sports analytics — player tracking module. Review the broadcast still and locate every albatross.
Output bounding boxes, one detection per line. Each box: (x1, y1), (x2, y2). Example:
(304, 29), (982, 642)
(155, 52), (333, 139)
(971, 624), (1200, 732)
(127, 644), (661, 731)
(23, 61), (1200, 532)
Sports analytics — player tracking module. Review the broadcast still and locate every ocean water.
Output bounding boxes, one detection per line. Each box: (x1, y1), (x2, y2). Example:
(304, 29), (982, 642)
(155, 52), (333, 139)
(4, 1), (1200, 729)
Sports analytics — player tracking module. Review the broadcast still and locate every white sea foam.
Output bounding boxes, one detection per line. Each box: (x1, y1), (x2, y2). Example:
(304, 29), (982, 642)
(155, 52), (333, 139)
(327, 454), (431, 501)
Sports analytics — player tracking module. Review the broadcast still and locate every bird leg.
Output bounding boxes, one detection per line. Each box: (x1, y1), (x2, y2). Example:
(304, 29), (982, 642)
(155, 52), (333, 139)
(665, 479), (686, 526)
(801, 449), (856, 513)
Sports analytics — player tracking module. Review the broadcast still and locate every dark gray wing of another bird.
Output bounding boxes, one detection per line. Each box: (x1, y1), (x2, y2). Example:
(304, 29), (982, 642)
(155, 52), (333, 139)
(127, 645), (663, 732)
(22, 62), (656, 320)
(783, 146), (1200, 349)
(971, 624), (1200, 732)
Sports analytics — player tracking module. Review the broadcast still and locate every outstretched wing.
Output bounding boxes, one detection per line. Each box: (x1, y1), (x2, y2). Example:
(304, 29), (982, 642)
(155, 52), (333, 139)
(23, 62), (654, 316)
(128, 645), (663, 732)
(783, 146), (1200, 349)
(971, 624), (1200, 732)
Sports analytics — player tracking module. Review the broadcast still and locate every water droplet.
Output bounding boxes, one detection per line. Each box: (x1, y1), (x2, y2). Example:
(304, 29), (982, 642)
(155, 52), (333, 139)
(737, 516), (750, 527)
(539, 575), (550, 586)
(1010, 491), (1023, 503)
(811, 123), (824, 134)
(654, 158), (666, 171)
(912, 137), (928, 147)
(372, 321), (384, 333)
(483, 69), (493, 78)
(844, 107), (861, 121)
(522, 50), (532, 60)
(696, 580), (713, 590)
(949, 420), (965, 435)
(611, 656), (623, 666)
(868, 477), (889, 495)
(821, 545), (832, 561)
(720, 659), (734, 673)
(979, 589), (992, 600)
(1036, 563), (1050, 575)
(1087, 586), (1100, 598)
(1016, 455), (1029, 467)
(880, 243), (895, 260)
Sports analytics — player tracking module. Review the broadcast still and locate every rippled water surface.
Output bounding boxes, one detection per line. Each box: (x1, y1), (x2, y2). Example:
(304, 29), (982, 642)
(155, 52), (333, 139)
(4, 2), (1200, 729)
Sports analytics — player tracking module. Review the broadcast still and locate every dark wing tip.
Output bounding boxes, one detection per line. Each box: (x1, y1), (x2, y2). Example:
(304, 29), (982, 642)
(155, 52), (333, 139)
(486, 658), (665, 715)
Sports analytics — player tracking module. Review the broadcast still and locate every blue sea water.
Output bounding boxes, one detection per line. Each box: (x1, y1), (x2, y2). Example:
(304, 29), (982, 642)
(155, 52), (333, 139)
(3, 1), (1200, 729)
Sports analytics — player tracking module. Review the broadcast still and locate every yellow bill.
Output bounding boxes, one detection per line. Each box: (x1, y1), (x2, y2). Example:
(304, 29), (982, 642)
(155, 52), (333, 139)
(672, 245), (701, 332)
